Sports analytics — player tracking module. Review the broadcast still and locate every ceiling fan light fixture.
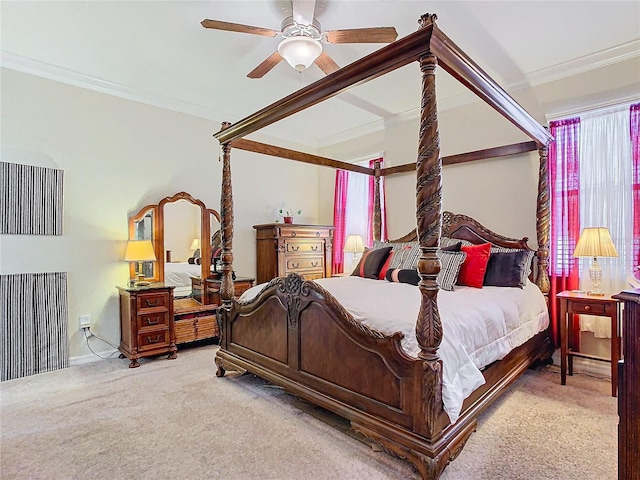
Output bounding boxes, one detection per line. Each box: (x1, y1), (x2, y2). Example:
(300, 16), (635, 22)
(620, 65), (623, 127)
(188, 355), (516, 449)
(277, 36), (322, 72)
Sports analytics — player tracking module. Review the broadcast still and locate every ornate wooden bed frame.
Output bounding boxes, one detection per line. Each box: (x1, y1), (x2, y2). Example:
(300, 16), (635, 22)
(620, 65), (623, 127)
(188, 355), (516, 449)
(211, 14), (554, 480)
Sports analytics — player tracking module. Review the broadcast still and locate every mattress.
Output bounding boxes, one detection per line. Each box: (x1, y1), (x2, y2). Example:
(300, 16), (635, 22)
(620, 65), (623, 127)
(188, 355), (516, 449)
(240, 276), (549, 424)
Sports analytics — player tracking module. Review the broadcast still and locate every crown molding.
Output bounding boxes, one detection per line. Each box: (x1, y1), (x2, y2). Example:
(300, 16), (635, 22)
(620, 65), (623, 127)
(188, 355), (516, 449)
(0, 51), (228, 123)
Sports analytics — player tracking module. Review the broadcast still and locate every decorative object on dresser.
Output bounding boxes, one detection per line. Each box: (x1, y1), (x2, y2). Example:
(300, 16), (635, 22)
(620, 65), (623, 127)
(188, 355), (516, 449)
(278, 208), (301, 224)
(573, 227), (619, 296)
(117, 284), (176, 368)
(253, 223), (334, 284)
(612, 289), (640, 480)
(557, 291), (621, 396)
(124, 239), (157, 286)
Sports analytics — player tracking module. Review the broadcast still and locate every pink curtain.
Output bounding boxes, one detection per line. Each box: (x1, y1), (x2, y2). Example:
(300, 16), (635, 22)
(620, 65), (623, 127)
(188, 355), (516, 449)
(549, 117), (581, 348)
(332, 170), (349, 273)
(631, 103), (640, 267)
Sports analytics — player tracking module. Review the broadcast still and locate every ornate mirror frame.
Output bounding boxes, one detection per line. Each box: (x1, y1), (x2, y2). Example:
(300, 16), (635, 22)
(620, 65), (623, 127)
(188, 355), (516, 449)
(128, 192), (221, 287)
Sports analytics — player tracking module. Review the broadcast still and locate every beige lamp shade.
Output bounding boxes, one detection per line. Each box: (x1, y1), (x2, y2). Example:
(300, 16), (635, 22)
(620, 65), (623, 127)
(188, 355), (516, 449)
(344, 234), (365, 254)
(573, 227), (618, 258)
(124, 240), (157, 262)
(190, 238), (201, 250)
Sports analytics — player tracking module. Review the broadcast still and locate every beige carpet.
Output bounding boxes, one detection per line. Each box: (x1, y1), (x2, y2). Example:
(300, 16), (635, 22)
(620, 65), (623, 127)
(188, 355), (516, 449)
(0, 345), (617, 480)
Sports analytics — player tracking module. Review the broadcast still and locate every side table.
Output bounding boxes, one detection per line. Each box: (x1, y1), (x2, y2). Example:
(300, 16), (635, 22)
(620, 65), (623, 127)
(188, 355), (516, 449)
(557, 290), (621, 396)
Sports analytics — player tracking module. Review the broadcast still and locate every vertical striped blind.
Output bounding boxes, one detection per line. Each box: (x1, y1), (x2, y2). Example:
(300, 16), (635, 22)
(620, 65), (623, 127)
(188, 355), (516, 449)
(0, 162), (64, 235)
(1, 272), (69, 381)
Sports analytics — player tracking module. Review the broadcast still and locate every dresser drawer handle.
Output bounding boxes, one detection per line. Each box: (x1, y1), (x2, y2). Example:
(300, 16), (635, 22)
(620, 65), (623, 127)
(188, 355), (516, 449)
(311, 261), (319, 267)
(291, 262), (300, 268)
(144, 299), (161, 307)
(291, 232), (297, 237)
(146, 335), (162, 344)
(144, 317), (159, 326)
(315, 232), (320, 237)
(584, 305), (591, 311)
(311, 245), (319, 251)
(291, 245), (300, 251)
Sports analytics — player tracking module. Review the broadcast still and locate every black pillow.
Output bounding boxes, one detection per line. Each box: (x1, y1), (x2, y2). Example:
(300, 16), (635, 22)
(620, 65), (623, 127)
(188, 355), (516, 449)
(483, 251), (530, 288)
(440, 241), (462, 252)
(385, 268), (420, 286)
(351, 246), (392, 279)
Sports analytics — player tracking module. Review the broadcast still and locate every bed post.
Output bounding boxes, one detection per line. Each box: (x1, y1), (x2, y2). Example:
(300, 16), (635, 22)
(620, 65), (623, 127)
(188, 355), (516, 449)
(373, 159), (382, 241)
(415, 13), (443, 443)
(535, 144), (550, 296)
(219, 121), (235, 307)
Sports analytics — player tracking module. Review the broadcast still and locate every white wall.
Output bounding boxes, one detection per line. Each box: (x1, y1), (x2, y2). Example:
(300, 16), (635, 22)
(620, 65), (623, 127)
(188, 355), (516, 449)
(0, 68), (320, 361)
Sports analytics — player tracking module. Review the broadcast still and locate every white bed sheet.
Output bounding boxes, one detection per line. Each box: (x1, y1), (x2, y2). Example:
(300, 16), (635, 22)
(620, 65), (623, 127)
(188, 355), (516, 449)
(240, 276), (549, 424)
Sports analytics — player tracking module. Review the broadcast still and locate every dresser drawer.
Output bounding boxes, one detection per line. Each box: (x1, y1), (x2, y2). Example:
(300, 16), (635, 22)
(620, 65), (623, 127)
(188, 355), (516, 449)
(136, 292), (170, 312)
(301, 271), (324, 281)
(279, 227), (332, 239)
(285, 256), (324, 271)
(138, 312), (170, 330)
(137, 329), (170, 351)
(285, 240), (324, 254)
(568, 300), (607, 315)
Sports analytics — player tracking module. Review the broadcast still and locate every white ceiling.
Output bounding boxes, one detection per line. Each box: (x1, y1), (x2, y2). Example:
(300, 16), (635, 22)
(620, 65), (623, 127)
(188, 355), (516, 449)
(1, 1), (639, 148)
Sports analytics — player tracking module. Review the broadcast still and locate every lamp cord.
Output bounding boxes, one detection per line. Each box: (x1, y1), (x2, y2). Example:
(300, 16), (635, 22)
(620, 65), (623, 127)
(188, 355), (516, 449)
(84, 328), (119, 359)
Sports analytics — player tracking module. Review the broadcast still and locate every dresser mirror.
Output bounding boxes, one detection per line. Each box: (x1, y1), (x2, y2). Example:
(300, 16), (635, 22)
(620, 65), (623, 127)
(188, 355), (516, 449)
(128, 192), (221, 302)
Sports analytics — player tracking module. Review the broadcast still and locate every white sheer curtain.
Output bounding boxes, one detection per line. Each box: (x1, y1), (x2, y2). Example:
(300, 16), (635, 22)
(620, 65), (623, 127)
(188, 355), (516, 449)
(578, 105), (633, 337)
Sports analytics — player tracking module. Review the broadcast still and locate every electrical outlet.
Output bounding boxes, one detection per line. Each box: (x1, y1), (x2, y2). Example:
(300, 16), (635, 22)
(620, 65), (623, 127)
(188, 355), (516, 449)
(79, 315), (91, 330)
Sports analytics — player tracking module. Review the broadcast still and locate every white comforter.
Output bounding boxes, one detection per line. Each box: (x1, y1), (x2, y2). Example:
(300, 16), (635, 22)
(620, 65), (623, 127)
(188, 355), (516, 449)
(240, 276), (549, 423)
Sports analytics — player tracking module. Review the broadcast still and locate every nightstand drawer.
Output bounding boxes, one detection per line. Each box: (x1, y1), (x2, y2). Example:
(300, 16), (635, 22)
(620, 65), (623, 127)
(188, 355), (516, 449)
(286, 256), (324, 271)
(138, 312), (170, 330)
(568, 300), (607, 315)
(138, 330), (170, 351)
(285, 240), (323, 254)
(136, 292), (170, 311)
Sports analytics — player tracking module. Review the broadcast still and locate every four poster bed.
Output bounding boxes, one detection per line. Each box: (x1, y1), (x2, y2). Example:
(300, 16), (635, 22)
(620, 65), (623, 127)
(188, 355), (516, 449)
(211, 14), (554, 480)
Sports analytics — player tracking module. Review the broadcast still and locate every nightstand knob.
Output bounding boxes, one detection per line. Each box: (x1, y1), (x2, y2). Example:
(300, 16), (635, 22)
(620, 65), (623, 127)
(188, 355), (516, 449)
(584, 305), (591, 311)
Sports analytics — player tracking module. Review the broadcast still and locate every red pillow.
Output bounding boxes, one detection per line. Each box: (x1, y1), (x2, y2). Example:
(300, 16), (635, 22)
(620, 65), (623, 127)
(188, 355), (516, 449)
(457, 242), (491, 288)
(378, 251), (394, 280)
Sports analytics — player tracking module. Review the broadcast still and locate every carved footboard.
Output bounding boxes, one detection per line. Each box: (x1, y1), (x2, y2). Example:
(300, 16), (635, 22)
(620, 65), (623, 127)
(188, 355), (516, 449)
(215, 273), (481, 479)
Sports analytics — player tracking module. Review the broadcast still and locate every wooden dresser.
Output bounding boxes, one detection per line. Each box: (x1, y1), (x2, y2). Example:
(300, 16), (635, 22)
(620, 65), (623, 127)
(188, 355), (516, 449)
(253, 224), (334, 284)
(117, 284), (176, 368)
(612, 289), (640, 480)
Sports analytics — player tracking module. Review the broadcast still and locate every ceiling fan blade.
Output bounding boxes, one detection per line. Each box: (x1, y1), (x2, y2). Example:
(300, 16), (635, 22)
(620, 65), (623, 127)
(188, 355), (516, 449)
(324, 27), (398, 44)
(201, 19), (279, 37)
(292, 0), (316, 26)
(314, 52), (340, 75)
(247, 52), (283, 78)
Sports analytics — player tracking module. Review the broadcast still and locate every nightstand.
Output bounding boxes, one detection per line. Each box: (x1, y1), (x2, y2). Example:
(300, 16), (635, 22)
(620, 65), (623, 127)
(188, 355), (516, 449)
(557, 291), (621, 396)
(117, 284), (177, 368)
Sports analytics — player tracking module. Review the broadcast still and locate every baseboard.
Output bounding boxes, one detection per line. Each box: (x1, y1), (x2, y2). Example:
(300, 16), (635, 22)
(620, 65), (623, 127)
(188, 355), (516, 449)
(551, 349), (611, 378)
(69, 349), (118, 366)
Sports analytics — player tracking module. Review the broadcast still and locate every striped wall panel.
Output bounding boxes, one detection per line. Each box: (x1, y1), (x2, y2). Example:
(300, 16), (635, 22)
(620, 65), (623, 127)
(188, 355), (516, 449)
(1, 272), (69, 381)
(0, 162), (64, 235)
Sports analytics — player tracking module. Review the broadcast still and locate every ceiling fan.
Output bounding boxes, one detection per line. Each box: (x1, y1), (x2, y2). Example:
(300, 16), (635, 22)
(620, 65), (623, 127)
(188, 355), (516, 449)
(201, 0), (398, 78)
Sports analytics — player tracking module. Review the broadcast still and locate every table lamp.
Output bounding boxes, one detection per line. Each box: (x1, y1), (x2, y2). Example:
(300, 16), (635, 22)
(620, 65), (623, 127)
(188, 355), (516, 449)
(124, 240), (156, 286)
(573, 227), (618, 296)
(344, 234), (365, 272)
(190, 238), (201, 258)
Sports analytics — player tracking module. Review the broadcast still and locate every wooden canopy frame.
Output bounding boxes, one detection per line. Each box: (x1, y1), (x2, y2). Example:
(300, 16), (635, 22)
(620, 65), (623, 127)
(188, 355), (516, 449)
(211, 13), (554, 480)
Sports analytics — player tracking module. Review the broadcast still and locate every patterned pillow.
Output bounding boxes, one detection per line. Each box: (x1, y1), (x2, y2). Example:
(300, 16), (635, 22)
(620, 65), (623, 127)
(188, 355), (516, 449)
(372, 241), (421, 270)
(437, 250), (467, 291)
(490, 247), (535, 286)
(441, 237), (472, 248)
